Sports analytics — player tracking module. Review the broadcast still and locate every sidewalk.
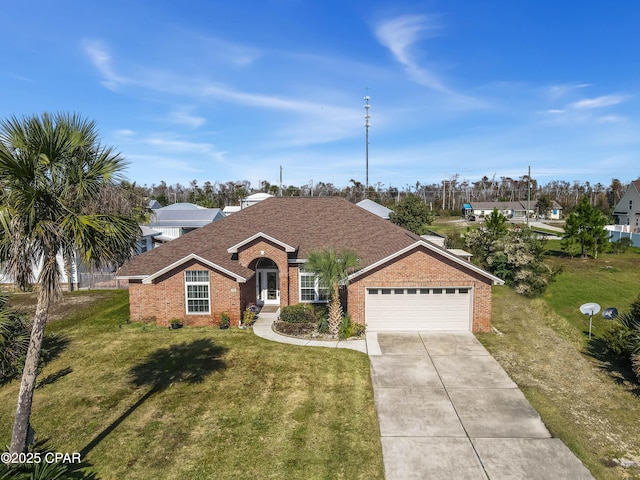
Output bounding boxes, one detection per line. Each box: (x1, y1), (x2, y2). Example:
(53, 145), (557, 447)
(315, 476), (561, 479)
(251, 309), (367, 353)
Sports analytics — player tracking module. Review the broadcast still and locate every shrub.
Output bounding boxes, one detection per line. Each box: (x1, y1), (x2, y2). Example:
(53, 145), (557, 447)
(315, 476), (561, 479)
(351, 323), (366, 337)
(242, 307), (256, 327)
(219, 312), (230, 328)
(338, 315), (351, 339)
(609, 237), (633, 254)
(317, 315), (329, 334)
(602, 312), (640, 357)
(280, 304), (318, 324)
(0, 292), (30, 385)
(338, 315), (365, 339)
(444, 229), (466, 249)
(602, 293), (640, 381)
(467, 227), (554, 297)
(633, 354), (640, 380)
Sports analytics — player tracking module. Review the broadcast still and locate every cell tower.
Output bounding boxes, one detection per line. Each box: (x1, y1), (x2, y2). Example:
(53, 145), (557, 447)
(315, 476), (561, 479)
(364, 93), (371, 192)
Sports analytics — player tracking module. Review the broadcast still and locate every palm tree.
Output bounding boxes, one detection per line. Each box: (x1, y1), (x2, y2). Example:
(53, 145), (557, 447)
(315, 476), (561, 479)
(0, 112), (140, 454)
(304, 248), (360, 335)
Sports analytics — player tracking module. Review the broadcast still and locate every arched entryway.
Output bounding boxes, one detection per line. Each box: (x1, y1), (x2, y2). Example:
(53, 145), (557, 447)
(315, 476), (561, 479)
(255, 258), (279, 306)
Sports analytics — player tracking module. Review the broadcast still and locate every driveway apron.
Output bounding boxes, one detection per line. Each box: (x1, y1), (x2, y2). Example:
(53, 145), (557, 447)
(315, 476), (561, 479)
(367, 332), (594, 480)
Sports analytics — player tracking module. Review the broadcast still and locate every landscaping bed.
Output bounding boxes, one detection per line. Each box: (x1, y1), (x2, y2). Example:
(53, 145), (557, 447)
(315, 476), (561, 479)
(273, 303), (365, 340)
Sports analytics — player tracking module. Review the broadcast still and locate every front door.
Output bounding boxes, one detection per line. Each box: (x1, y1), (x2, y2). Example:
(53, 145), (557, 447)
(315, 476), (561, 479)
(257, 269), (280, 305)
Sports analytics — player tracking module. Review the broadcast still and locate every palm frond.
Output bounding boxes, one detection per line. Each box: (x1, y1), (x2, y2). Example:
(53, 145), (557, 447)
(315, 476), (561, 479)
(0, 112), (138, 293)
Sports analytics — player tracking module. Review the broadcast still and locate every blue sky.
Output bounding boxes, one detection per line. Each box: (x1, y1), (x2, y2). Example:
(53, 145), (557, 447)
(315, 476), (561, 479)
(2, 1), (639, 190)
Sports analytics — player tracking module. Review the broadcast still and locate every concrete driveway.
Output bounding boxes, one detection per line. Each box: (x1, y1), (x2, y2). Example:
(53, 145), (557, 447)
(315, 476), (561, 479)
(367, 332), (594, 480)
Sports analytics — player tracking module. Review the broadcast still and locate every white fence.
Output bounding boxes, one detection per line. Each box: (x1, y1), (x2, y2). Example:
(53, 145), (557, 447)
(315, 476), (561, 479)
(606, 226), (640, 247)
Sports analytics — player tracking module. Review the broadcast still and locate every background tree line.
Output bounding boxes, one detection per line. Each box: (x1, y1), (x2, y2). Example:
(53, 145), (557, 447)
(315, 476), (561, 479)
(119, 175), (630, 219)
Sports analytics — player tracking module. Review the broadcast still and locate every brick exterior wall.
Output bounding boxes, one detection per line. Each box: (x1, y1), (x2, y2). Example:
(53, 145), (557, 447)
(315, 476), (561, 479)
(128, 241), (495, 332)
(128, 259), (241, 327)
(238, 238), (290, 309)
(347, 245), (494, 333)
(288, 264), (300, 306)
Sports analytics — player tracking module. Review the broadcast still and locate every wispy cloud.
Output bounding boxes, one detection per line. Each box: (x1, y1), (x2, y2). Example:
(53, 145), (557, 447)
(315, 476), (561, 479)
(546, 83), (590, 100)
(144, 135), (226, 162)
(374, 15), (450, 93)
(595, 114), (626, 123)
(570, 95), (627, 109)
(165, 108), (207, 128)
(114, 129), (136, 137)
(81, 39), (129, 90)
(82, 38), (348, 117)
(194, 34), (260, 68)
(3, 73), (36, 83)
(539, 91), (630, 126)
(110, 129), (229, 179)
(81, 38), (362, 147)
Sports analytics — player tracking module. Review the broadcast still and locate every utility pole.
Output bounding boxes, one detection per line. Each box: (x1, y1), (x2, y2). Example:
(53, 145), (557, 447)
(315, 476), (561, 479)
(364, 92), (371, 195)
(527, 165), (531, 228)
(279, 165), (283, 197)
(442, 173), (446, 210)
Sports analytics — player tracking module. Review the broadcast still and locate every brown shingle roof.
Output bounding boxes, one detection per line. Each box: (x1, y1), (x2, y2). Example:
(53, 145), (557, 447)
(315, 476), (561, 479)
(118, 196), (422, 279)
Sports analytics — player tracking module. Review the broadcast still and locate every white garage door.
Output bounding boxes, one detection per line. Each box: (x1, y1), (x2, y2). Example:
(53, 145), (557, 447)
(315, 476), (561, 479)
(365, 287), (472, 331)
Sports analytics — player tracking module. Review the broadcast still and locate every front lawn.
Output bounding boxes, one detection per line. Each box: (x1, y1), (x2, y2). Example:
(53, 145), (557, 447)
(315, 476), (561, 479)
(0, 290), (384, 480)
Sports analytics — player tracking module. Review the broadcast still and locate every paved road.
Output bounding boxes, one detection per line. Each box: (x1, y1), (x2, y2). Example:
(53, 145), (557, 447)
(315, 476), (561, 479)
(367, 331), (594, 480)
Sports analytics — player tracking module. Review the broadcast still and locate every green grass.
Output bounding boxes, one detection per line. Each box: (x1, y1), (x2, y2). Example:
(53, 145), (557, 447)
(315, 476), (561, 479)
(544, 242), (640, 340)
(1, 291), (384, 480)
(478, 247), (640, 480)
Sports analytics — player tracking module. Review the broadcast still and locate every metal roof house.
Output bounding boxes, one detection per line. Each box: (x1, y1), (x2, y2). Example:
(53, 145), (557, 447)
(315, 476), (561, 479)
(147, 203), (225, 241)
(223, 193), (274, 215)
(356, 199), (393, 220)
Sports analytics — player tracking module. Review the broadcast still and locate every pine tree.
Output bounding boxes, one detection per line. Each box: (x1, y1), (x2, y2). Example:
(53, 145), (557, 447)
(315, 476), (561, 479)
(562, 197), (610, 258)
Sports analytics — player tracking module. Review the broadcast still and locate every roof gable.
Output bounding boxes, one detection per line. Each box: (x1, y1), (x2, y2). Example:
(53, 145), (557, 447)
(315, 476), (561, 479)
(613, 179), (640, 215)
(348, 240), (504, 285)
(227, 232), (296, 253)
(142, 254), (247, 284)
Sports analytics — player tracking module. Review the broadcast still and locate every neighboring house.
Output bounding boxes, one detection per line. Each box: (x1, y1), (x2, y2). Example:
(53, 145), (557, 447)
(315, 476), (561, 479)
(613, 179), (640, 232)
(117, 197), (503, 332)
(241, 192), (273, 209)
(147, 202), (225, 241)
(471, 201), (528, 219)
(137, 226), (162, 253)
(469, 201), (562, 220)
(224, 192), (274, 215)
(609, 179), (640, 246)
(356, 199), (393, 220)
(222, 205), (241, 215)
(542, 200), (563, 220)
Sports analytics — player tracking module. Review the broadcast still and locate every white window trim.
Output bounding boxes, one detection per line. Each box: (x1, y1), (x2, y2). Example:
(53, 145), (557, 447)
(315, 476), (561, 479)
(298, 270), (329, 303)
(184, 270), (211, 315)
